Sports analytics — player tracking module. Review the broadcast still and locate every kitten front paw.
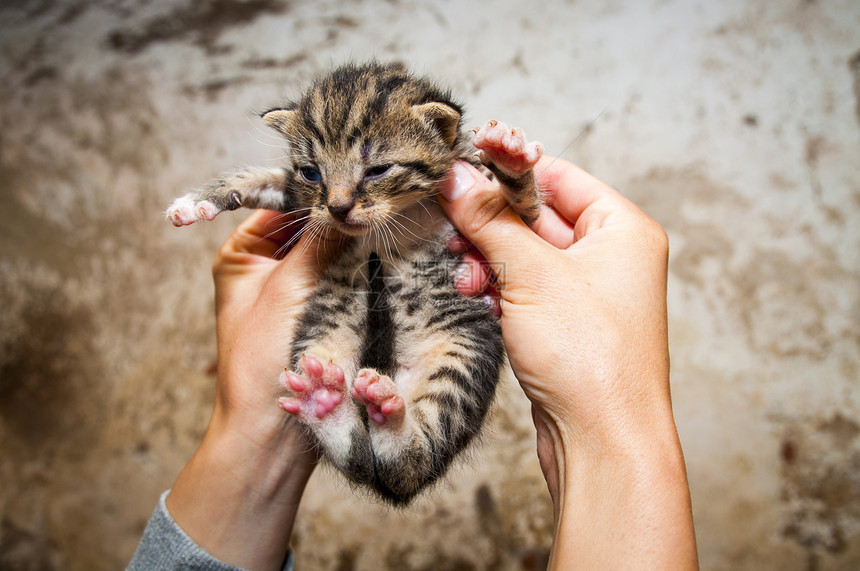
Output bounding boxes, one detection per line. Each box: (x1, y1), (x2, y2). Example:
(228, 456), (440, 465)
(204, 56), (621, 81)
(165, 195), (220, 226)
(278, 354), (348, 420)
(351, 369), (404, 425)
(472, 120), (543, 178)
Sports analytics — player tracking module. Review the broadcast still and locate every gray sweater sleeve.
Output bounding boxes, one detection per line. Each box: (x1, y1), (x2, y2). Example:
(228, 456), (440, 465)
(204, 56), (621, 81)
(127, 490), (294, 571)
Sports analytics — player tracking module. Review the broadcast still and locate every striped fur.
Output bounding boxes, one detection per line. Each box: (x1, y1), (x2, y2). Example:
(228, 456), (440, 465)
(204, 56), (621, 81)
(167, 63), (542, 504)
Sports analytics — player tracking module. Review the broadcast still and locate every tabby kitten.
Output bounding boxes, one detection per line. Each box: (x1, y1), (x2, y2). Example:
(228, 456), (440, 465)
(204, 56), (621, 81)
(167, 62), (543, 504)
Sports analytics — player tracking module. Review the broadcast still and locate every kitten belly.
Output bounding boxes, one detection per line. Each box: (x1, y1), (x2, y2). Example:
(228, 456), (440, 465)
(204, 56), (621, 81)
(282, 221), (504, 505)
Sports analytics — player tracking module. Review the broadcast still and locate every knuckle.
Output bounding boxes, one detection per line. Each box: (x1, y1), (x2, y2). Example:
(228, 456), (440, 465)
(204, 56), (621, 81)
(460, 186), (509, 238)
(645, 218), (670, 254)
(211, 243), (232, 278)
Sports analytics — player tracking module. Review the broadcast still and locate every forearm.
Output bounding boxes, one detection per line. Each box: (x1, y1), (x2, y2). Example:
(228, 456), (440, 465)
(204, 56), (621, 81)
(547, 401), (698, 569)
(166, 412), (316, 571)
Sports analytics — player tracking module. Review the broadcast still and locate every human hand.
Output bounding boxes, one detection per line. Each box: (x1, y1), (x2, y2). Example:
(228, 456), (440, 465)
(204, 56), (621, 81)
(441, 157), (672, 454)
(166, 210), (340, 570)
(439, 157), (697, 569)
(210, 210), (340, 435)
(447, 233), (501, 316)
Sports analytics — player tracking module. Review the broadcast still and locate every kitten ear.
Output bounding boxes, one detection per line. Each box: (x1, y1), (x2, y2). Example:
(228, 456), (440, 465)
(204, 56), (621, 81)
(412, 102), (461, 147)
(261, 108), (298, 135)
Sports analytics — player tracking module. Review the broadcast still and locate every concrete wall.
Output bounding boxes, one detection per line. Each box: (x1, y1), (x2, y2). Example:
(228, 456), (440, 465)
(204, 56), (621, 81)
(1, 0), (858, 569)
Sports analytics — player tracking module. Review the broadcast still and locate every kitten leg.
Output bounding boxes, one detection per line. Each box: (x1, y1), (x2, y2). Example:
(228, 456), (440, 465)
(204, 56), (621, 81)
(359, 332), (500, 504)
(166, 166), (288, 226)
(351, 369), (405, 425)
(283, 270), (379, 485)
(472, 120), (543, 225)
(278, 352), (373, 483)
(277, 353), (348, 421)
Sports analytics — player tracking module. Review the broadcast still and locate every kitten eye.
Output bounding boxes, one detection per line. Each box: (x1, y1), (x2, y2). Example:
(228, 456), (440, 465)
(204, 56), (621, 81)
(364, 165), (392, 179)
(299, 166), (322, 183)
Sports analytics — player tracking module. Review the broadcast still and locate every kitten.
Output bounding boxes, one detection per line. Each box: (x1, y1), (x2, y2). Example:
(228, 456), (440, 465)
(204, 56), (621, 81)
(167, 62), (543, 505)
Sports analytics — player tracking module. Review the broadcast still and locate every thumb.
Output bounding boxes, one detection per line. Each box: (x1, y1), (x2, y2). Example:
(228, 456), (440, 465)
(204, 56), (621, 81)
(439, 161), (543, 278)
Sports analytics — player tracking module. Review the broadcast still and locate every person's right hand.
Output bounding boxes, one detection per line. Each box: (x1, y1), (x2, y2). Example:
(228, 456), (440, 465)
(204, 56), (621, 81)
(439, 157), (697, 569)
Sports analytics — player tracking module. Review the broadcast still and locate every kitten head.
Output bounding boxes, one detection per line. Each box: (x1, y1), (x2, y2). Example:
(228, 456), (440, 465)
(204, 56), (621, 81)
(262, 63), (464, 237)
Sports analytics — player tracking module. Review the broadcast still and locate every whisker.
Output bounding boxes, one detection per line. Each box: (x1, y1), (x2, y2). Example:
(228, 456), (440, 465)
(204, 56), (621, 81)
(387, 217), (413, 251)
(245, 115), (285, 142)
(288, 226), (310, 260)
(371, 218), (390, 261)
(369, 218), (384, 258)
(382, 220), (395, 261)
(268, 209), (313, 228)
(258, 210), (313, 247)
(273, 231), (301, 259)
(269, 205), (313, 217)
(265, 218), (311, 245)
(390, 211), (434, 244)
(271, 215), (319, 259)
(266, 207), (314, 225)
(416, 199), (433, 219)
(386, 223), (401, 259)
(264, 153), (297, 163)
(248, 136), (291, 151)
(308, 222), (332, 263)
(295, 218), (327, 260)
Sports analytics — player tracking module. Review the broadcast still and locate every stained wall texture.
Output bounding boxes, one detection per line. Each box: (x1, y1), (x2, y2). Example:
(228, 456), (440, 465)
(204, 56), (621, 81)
(1, 1), (858, 569)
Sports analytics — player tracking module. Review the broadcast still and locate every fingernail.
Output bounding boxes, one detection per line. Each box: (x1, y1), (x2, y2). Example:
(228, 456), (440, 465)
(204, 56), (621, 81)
(441, 161), (475, 202)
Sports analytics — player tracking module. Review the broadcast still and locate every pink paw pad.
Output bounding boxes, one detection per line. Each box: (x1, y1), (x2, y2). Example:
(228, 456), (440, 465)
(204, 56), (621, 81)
(278, 354), (347, 420)
(472, 120), (543, 177)
(165, 196), (219, 226)
(197, 200), (219, 221)
(351, 369), (405, 425)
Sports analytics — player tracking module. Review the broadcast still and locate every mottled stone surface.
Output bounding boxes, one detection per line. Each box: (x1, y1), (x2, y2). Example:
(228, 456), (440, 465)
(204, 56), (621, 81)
(0, 1), (858, 569)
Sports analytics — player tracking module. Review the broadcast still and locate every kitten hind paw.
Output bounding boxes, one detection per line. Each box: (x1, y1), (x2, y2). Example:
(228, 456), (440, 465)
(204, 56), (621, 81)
(472, 120), (543, 178)
(351, 369), (404, 425)
(278, 354), (347, 420)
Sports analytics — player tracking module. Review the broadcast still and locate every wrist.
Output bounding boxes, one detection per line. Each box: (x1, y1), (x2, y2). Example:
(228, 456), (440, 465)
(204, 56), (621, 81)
(166, 404), (316, 570)
(204, 406), (317, 502)
(543, 394), (697, 569)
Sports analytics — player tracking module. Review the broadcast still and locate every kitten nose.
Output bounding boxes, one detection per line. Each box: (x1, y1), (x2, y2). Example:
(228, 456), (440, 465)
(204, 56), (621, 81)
(328, 201), (354, 222)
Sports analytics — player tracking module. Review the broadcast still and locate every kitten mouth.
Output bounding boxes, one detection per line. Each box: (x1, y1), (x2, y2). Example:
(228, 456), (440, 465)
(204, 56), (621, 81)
(331, 220), (371, 236)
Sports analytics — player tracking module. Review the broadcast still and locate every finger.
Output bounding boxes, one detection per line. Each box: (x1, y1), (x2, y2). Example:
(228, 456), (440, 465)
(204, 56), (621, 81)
(534, 156), (628, 228)
(439, 161), (545, 275)
(446, 233), (470, 255)
(448, 233), (498, 298)
(220, 210), (303, 259)
(453, 252), (491, 296)
(443, 167), (576, 251)
(529, 204), (576, 250)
